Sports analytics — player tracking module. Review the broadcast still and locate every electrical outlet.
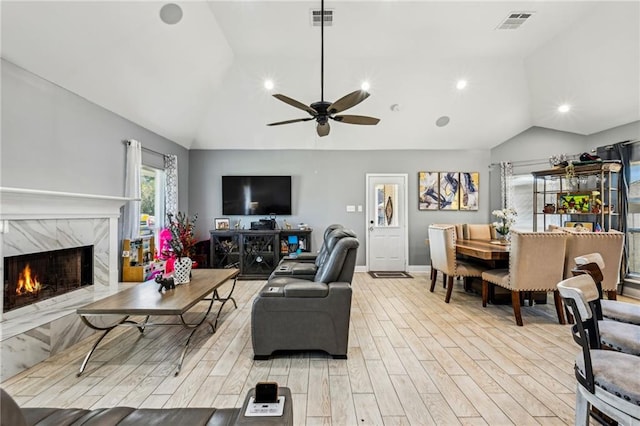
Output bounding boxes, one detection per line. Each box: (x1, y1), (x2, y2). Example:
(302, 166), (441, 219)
(357, 205), (363, 212)
(346, 205), (356, 212)
(122, 250), (130, 257)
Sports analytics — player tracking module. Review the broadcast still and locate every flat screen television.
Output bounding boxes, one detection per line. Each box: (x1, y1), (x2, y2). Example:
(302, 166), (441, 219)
(222, 175), (292, 215)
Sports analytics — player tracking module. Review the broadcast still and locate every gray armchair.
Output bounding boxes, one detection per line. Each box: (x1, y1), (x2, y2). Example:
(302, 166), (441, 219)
(269, 228), (356, 282)
(278, 223), (343, 264)
(252, 234), (359, 359)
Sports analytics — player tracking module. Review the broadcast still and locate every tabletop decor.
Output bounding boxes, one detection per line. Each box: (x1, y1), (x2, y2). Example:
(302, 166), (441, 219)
(492, 208), (517, 241)
(165, 211), (198, 284)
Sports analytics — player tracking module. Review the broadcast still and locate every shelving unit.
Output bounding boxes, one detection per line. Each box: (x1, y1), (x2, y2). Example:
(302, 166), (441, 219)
(532, 161), (622, 231)
(210, 231), (240, 269)
(122, 235), (159, 282)
(210, 229), (312, 279)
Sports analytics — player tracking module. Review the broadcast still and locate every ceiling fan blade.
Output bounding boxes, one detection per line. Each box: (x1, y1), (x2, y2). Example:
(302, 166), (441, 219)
(273, 94), (317, 116)
(327, 90), (370, 114)
(317, 122), (330, 137)
(332, 115), (380, 125)
(267, 117), (315, 126)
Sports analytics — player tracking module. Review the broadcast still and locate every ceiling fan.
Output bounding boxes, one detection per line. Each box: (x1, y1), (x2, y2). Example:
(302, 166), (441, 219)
(267, 0), (380, 137)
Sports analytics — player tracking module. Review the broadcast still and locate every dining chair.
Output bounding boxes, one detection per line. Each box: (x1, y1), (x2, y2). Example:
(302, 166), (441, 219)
(562, 229), (624, 299)
(556, 274), (640, 425)
(573, 252), (640, 326)
(481, 231), (568, 326)
(428, 224), (487, 303)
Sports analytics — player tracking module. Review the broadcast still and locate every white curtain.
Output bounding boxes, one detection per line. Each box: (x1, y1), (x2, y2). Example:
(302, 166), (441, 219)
(123, 139), (142, 240)
(500, 161), (514, 210)
(164, 154), (178, 217)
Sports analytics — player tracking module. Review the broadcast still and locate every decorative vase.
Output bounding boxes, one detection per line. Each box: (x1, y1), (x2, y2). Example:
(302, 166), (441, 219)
(497, 231), (510, 244)
(173, 257), (192, 284)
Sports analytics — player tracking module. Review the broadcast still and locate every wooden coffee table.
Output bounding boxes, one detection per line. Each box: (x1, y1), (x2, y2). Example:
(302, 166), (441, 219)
(76, 268), (239, 377)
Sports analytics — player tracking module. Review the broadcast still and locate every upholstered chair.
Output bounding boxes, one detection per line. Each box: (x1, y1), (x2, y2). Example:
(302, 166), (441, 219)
(562, 229), (624, 299)
(279, 223), (343, 264)
(481, 231), (568, 326)
(466, 224), (493, 241)
(556, 275), (640, 425)
(428, 224), (487, 303)
(573, 253), (640, 326)
(270, 228), (355, 281)
(251, 235), (359, 359)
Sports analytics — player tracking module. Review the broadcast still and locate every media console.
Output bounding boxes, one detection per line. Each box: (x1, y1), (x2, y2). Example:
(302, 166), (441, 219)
(209, 229), (312, 279)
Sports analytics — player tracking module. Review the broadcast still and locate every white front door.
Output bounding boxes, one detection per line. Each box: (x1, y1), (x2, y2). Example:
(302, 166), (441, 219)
(366, 174), (408, 271)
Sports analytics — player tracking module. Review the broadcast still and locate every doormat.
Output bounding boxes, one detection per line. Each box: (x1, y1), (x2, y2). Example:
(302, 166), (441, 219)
(368, 271), (413, 279)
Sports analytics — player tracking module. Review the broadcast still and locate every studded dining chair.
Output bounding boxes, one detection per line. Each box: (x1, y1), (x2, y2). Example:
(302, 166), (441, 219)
(428, 224), (487, 303)
(557, 274), (640, 425)
(481, 231), (568, 326)
(562, 229), (624, 299)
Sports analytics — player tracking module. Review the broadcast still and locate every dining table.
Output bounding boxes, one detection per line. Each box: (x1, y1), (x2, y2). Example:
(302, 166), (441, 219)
(454, 239), (510, 264)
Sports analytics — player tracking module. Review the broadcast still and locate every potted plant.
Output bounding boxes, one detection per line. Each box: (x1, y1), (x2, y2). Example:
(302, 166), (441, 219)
(492, 208), (517, 242)
(164, 211), (198, 284)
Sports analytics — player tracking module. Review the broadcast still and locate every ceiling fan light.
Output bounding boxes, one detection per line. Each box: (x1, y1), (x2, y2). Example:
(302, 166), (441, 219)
(361, 81), (371, 91)
(317, 122), (330, 137)
(264, 79), (274, 91)
(456, 79), (468, 90)
(558, 104), (571, 113)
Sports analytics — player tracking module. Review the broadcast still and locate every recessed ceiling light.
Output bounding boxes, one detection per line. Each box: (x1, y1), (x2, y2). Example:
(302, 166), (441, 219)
(361, 81), (371, 91)
(264, 79), (275, 91)
(159, 3), (183, 25)
(558, 104), (571, 113)
(436, 116), (450, 127)
(456, 80), (467, 90)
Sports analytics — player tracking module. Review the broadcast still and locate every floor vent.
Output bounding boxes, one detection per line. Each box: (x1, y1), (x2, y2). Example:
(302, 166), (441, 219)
(311, 9), (334, 27)
(496, 11), (535, 30)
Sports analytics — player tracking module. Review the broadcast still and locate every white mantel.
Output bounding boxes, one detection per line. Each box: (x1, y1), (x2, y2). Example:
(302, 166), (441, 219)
(0, 186), (132, 220)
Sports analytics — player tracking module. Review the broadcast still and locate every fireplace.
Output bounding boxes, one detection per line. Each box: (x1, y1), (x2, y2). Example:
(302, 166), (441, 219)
(3, 246), (94, 313)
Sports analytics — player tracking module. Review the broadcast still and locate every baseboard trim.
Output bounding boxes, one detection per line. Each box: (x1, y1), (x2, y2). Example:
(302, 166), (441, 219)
(357, 265), (430, 273)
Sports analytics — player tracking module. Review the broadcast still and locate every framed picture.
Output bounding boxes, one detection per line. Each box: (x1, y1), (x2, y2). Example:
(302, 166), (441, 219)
(214, 218), (230, 230)
(559, 193), (591, 213)
(459, 172), (479, 211)
(564, 221), (594, 231)
(439, 172), (460, 210)
(418, 172), (439, 210)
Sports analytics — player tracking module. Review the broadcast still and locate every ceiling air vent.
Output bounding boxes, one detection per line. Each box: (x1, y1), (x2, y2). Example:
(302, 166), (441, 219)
(311, 9), (334, 27)
(496, 11), (535, 30)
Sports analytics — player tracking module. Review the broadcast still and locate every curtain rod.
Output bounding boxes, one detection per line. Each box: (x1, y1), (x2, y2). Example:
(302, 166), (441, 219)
(489, 155), (579, 168)
(123, 140), (165, 157)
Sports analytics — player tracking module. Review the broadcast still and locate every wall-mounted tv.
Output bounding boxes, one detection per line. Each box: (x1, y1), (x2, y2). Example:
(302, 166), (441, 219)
(222, 176), (292, 215)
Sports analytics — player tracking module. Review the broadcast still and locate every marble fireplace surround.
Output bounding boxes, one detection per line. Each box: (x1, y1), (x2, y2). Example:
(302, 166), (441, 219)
(0, 187), (130, 380)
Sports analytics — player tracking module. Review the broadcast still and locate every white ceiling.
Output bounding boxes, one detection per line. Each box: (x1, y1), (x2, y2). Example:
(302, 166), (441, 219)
(2, 1), (639, 151)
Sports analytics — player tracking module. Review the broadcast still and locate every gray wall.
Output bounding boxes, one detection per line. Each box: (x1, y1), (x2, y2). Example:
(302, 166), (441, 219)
(189, 149), (491, 267)
(489, 126), (590, 212)
(586, 121), (640, 149)
(488, 124), (640, 212)
(1, 59), (189, 207)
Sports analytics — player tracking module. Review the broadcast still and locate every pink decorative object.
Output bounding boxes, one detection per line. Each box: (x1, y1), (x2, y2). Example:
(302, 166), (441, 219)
(157, 228), (172, 260)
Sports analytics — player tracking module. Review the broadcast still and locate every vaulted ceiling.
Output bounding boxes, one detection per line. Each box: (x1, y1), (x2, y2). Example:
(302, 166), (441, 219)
(2, 1), (638, 150)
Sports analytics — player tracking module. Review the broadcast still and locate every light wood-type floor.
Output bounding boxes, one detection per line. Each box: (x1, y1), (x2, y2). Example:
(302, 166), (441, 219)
(3, 272), (618, 425)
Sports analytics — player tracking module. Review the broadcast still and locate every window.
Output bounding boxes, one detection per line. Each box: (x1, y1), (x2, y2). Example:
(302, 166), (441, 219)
(140, 166), (165, 236)
(626, 161), (640, 277)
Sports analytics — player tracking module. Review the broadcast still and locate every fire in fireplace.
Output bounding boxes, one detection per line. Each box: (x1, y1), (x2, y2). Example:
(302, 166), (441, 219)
(3, 246), (94, 312)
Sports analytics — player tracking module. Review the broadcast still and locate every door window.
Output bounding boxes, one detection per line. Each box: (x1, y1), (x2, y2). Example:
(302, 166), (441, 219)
(375, 184), (398, 227)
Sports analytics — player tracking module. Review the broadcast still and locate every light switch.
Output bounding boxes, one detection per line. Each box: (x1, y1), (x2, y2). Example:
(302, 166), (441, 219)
(357, 205), (363, 212)
(346, 205), (356, 212)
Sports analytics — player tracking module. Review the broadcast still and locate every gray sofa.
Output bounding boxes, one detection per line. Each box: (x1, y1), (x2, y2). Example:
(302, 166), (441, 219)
(1, 387), (293, 426)
(252, 232), (359, 359)
(270, 227), (355, 281)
